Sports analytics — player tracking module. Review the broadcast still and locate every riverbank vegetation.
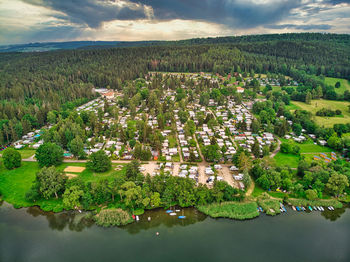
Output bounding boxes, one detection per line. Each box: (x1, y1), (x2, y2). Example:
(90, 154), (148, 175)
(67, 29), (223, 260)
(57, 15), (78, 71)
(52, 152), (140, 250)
(286, 198), (343, 209)
(257, 194), (282, 216)
(197, 201), (259, 220)
(95, 208), (133, 227)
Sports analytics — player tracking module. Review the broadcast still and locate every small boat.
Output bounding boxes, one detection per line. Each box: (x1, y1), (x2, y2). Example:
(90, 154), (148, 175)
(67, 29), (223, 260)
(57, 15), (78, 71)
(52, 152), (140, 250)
(280, 208), (284, 213)
(301, 206), (306, 211)
(259, 207), (263, 212)
(175, 209), (181, 212)
(313, 206), (318, 211)
(327, 207), (332, 211)
(308, 206), (313, 211)
(170, 212), (177, 216)
(178, 216), (186, 219)
(292, 206), (296, 211)
(317, 206), (322, 211)
(136, 215), (139, 221)
(166, 210), (173, 214)
(78, 210), (82, 213)
(296, 206), (300, 211)
(282, 206), (287, 212)
(320, 207), (324, 211)
(330, 206), (334, 210)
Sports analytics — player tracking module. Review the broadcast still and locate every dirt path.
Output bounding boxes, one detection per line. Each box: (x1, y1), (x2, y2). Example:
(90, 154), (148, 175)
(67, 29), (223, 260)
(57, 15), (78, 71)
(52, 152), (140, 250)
(218, 166), (236, 188)
(270, 138), (281, 158)
(194, 134), (206, 164)
(141, 162), (158, 176)
(197, 163), (208, 185)
(175, 133), (183, 163)
(245, 179), (255, 196)
(173, 162), (180, 176)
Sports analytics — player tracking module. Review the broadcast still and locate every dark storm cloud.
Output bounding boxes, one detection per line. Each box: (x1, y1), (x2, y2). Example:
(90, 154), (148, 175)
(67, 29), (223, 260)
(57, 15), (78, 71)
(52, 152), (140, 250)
(23, 0), (149, 28)
(129, 0), (303, 29)
(22, 0), (349, 30)
(322, 0), (350, 4)
(265, 24), (333, 30)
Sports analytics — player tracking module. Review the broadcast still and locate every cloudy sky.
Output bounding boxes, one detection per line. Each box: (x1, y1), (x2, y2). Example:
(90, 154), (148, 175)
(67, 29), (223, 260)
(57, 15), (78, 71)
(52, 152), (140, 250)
(0, 0), (349, 45)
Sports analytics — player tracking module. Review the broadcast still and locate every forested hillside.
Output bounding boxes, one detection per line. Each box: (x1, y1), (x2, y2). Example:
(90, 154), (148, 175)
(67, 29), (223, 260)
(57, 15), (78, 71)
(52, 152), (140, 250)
(0, 33), (349, 144)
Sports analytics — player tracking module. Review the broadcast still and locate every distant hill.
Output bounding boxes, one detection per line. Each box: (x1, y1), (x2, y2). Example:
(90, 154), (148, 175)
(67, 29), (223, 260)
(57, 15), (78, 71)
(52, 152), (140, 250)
(1, 33), (349, 53)
(0, 40), (163, 53)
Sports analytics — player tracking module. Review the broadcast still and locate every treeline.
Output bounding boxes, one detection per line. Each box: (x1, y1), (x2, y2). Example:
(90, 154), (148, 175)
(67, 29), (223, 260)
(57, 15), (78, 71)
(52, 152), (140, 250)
(26, 160), (244, 212)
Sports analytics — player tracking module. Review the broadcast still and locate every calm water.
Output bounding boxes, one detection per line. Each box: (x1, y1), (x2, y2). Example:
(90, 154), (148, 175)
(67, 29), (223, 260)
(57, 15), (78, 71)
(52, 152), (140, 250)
(0, 200), (349, 262)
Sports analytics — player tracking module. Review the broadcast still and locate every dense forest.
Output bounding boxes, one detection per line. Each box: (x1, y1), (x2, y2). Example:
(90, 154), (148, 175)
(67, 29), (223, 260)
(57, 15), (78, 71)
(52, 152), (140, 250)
(0, 33), (349, 145)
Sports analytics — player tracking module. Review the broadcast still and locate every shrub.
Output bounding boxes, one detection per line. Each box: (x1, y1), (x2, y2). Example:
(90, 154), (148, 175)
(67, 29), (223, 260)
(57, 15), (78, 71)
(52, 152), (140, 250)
(87, 150), (111, 172)
(35, 143), (63, 167)
(2, 148), (21, 169)
(95, 208), (132, 227)
(305, 189), (318, 200)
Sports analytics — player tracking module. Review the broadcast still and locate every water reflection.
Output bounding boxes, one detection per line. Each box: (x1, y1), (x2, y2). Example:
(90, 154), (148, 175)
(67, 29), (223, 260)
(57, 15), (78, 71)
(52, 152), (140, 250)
(123, 207), (207, 234)
(26, 206), (95, 232)
(2, 202), (349, 234)
(321, 206), (347, 221)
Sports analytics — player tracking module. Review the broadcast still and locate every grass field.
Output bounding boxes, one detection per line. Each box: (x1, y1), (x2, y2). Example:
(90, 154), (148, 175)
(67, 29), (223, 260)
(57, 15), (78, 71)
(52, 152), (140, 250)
(275, 139), (334, 167)
(0, 161), (126, 211)
(324, 77), (350, 94)
(292, 99), (350, 127)
(285, 102), (301, 111)
(279, 138), (333, 154)
(17, 149), (36, 159)
(274, 152), (300, 168)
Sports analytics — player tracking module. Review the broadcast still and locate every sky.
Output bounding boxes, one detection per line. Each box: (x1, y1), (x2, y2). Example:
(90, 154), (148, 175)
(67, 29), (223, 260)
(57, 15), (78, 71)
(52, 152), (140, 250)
(0, 0), (349, 45)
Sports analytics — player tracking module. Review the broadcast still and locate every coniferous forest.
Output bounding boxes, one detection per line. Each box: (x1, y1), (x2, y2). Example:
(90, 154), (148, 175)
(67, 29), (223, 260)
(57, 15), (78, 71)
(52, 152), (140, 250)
(0, 33), (350, 145)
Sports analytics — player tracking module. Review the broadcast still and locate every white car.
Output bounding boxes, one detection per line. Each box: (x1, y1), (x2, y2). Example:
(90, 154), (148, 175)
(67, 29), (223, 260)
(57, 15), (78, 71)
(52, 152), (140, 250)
(214, 164), (222, 170)
(230, 165), (239, 171)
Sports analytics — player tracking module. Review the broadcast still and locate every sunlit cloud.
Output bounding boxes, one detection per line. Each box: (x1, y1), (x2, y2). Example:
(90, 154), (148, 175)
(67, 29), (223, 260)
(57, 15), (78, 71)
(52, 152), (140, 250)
(0, 0), (349, 45)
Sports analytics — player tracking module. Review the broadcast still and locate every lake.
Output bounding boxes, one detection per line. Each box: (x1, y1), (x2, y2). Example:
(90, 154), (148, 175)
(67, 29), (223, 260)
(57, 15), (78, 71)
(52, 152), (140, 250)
(0, 201), (349, 262)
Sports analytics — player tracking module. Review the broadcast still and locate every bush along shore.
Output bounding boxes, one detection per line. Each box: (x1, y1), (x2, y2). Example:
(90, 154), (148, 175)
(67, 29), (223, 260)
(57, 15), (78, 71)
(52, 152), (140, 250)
(197, 201), (260, 220)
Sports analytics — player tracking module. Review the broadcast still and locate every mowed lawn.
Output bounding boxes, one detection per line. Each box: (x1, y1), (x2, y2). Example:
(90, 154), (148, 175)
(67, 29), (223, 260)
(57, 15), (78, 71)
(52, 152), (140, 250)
(274, 152), (299, 168)
(18, 149), (36, 159)
(292, 99), (350, 127)
(0, 161), (126, 211)
(324, 77), (350, 94)
(274, 139), (333, 168)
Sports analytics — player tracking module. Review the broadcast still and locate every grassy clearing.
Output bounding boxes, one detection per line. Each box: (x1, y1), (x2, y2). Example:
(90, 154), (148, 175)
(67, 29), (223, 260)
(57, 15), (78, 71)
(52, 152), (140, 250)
(17, 149), (36, 159)
(287, 198), (343, 208)
(274, 152), (299, 168)
(324, 77), (350, 94)
(292, 100), (350, 127)
(268, 191), (288, 199)
(252, 185), (264, 197)
(285, 102), (301, 111)
(0, 161), (126, 211)
(168, 135), (178, 147)
(280, 138), (333, 154)
(197, 201), (259, 220)
(257, 198), (281, 216)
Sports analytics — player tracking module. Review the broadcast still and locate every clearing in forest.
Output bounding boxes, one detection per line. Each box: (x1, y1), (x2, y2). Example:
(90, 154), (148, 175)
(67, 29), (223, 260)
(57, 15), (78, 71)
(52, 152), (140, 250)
(324, 77), (350, 94)
(292, 99), (350, 127)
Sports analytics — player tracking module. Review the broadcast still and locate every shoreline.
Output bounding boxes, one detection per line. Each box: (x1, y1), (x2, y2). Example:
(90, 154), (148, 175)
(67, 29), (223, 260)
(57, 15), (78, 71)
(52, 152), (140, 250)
(1, 196), (346, 225)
